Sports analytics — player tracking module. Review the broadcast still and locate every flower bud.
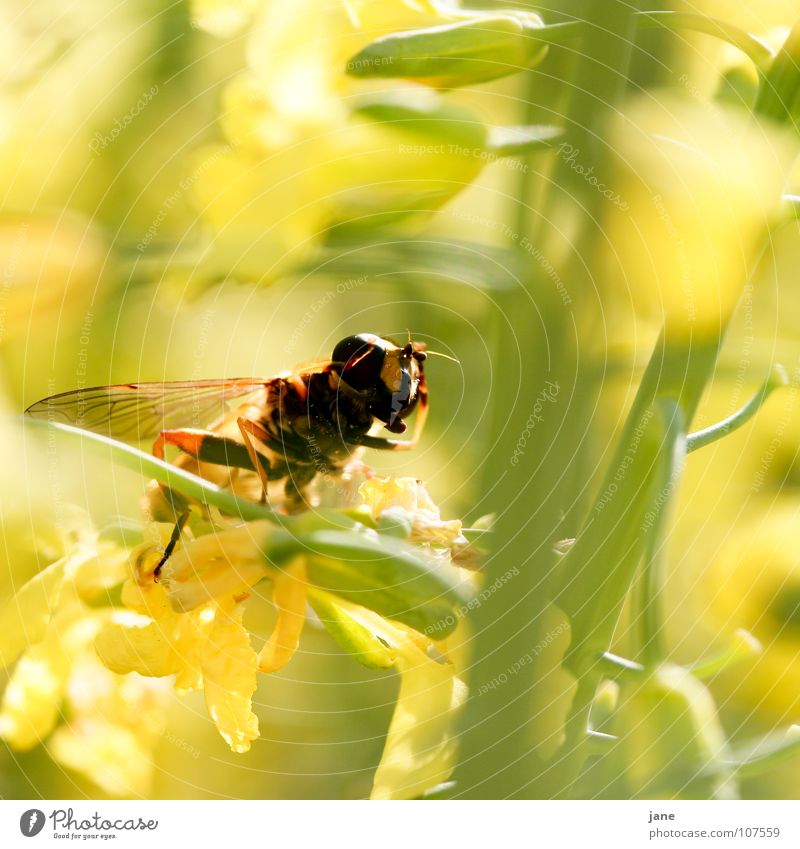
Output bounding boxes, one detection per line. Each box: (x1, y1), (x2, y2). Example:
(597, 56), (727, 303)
(345, 14), (548, 88)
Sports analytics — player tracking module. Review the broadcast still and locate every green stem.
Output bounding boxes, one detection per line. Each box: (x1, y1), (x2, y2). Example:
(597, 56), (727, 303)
(528, 13), (772, 71)
(454, 0), (646, 799)
(638, 401), (685, 666)
(755, 20), (800, 124)
(22, 417), (289, 526)
(635, 12), (773, 70)
(686, 365), (789, 452)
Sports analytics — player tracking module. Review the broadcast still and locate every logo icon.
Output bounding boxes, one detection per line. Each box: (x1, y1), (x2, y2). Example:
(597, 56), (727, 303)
(19, 810), (46, 837)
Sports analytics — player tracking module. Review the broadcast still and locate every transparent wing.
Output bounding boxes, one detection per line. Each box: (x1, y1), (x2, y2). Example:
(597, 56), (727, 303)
(283, 359), (334, 376)
(24, 379), (269, 441)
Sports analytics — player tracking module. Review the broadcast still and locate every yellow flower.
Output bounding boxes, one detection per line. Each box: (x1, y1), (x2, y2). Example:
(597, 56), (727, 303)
(0, 512), (170, 796)
(359, 475), (466, 550)
(2, 473), (472, 795)
(94, 527), (261, 753)
(0, 595), (86, 751)
(91, 475), (473, 797)
(370, 618), (468, 799)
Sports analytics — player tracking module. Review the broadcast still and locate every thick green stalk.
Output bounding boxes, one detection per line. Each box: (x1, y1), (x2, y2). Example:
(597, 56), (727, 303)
(454, 0), (645, 799)
(637, 402), (685, 666)
(550, 334), (721, 795)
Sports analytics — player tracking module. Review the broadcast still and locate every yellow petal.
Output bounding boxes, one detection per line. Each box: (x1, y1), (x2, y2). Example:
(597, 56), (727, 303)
(259, 558), (308, 673)
(0, 650), (68, 750)
(370, 623), (468, 800)
(359, 476), (427, 517)
(0, 603), (87, 750)
(71, 543), (129, 606)
(201, 605), (259, 753)
(164, 524), (270, 613)
(94, 610), (181, 678)
(0, 556), (66, 669)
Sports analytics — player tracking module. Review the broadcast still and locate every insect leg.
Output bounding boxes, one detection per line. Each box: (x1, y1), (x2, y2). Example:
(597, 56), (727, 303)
(237, 417), (275, 504)
(345, 434), (414, 451)
(154, 509), (190, 580)
(155, 428), (281, 474)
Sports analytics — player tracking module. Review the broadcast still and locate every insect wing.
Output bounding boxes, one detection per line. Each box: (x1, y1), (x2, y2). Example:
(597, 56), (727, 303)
(24, 379), (268, 441)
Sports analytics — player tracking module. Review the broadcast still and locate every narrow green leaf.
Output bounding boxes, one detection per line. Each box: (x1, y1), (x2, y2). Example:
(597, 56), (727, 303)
(308, 589), (396, 670)
(353, 97), (487, 148)
(22, 417), (288, 527)
(638, 11), (773, 71)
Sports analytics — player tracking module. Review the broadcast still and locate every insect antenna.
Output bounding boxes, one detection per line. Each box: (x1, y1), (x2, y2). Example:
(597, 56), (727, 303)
(422, 349), (460, 364)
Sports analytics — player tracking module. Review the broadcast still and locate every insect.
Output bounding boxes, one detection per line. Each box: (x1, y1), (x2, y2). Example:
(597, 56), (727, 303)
(25, 333), (430, 573)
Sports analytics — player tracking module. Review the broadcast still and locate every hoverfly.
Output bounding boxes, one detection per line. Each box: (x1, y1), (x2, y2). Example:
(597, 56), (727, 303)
(26, 333), (430, 573)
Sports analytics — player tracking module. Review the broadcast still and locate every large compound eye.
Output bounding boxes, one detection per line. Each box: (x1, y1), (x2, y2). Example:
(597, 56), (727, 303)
(331, 334), (386, 391)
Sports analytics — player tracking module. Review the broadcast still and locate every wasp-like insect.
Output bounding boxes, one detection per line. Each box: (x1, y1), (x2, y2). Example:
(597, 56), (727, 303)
(26, 333), (430, 573)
